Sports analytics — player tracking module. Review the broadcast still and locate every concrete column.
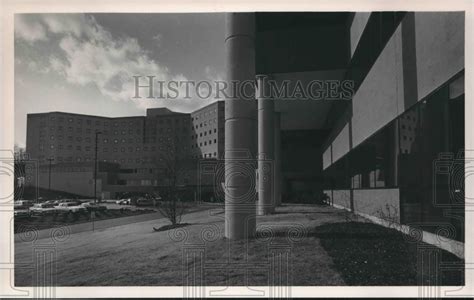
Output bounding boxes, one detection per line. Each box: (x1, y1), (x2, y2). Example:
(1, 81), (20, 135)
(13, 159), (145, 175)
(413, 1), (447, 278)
(257, 75), (275, 215)
(224, 13), (257, 239)
(274, 112), (282, 206)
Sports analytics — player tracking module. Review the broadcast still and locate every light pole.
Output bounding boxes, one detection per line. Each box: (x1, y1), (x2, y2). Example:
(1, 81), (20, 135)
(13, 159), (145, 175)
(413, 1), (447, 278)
(46, 157), (54, 192)
(94, 131), (102, 204)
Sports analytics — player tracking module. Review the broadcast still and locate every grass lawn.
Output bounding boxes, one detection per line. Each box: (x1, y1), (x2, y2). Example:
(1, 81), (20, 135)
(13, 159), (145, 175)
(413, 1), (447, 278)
(14, 204), (464, 286)
(14, 208), (155, 233)
(314, 222), (464, 285)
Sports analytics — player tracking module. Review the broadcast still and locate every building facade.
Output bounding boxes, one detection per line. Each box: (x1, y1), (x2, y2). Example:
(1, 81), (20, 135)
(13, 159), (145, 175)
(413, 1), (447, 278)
(321, 12), (464, 246)
(222, 11), (464, 260)
(190, 101), (225, 159)
(25, 103), (225, 198)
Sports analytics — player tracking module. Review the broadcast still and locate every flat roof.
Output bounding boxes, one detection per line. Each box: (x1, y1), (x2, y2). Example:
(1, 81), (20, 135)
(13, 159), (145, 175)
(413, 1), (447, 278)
(27, 111), (145, 120)
(190, 100), (224, 115)
(25, 102), (223, 119)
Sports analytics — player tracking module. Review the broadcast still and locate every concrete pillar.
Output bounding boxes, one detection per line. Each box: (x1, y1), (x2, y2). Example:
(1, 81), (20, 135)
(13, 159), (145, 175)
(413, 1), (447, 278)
(224, 13), (257, 239)
(274, 112), (282, 206)
(257, 75), (275, 215)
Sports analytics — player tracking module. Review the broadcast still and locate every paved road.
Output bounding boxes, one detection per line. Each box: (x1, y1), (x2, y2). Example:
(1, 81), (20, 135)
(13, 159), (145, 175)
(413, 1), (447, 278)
(14, 205), (213, 242)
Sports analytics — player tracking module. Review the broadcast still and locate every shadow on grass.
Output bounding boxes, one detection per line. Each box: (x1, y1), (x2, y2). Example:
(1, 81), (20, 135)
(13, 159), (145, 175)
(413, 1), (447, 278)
(313, 222), (464, 285)
(272, 210), (341, 215)
(153, 223), (191, 232)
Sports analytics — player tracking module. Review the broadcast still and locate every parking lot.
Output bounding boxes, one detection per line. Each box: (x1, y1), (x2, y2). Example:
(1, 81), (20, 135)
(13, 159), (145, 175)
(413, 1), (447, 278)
(14, 199), (158, 233)
(13, 199), (207, 235)
(14, 206), (156, 233)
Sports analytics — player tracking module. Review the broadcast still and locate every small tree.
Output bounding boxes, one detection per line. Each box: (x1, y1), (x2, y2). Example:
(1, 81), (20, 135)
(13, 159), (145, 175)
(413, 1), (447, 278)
(376, 203), (400, 230)
(149, 135), (187, 226)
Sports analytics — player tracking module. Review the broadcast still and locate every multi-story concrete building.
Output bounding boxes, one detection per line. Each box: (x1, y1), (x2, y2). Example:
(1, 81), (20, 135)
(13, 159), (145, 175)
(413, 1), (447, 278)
(25, 106), (208, 198)
(222, 12), (464, 259)
(190, 101), (225, 159)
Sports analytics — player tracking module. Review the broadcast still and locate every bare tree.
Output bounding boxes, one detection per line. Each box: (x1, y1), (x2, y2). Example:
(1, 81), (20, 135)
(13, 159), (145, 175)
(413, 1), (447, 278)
(14, 145), (27, 200)
(149, 135), (187, 227)
(376, 204), (400, 230)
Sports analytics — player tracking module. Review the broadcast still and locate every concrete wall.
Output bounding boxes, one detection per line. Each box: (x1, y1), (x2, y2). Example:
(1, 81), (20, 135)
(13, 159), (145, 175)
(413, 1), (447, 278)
(34, 169), (96, 197)
(322, 12), (464, 255)
(331, 189), (351, 209)
(324, 11), (465, 166)
(414, 12), (464, 100)
(353, 189), (400, 223)
(331, 123), (350, 163)
(322, 145), (331, 170)
(351, 25), (404, 148)
(350, 12), (371, 57)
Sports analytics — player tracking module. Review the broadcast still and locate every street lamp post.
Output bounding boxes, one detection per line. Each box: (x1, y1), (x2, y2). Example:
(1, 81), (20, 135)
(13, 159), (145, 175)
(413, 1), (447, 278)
(94, 131), (102, 204)
(46, 157), (54, 192)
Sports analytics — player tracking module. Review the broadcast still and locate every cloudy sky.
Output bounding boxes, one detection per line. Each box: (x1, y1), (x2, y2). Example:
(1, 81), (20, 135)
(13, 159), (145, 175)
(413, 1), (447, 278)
(14, 13), (225, 147)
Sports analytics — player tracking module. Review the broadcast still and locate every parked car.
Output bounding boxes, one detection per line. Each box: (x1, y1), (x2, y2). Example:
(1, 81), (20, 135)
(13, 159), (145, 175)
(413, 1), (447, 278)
(14, 209), (30, 218)
(135, 198), (153, 207)
(81, 202), (107, 212)
(14, 200), (34, 210)
(30, 203), (57, 216)
(55, 202), (86, 213)
(50, 199), (67, 206)
(116, 199), (130, 205)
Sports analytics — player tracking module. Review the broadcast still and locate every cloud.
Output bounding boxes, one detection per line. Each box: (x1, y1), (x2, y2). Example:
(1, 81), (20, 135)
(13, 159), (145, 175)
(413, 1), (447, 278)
(56, 32), (174, 103)
(15, 15), (47, 42)
(15, 14), (224, 116)
(204, 65), (224, 81)
(41, 14), (89, 37)
(15, 14), (97, 42)
(15, 14), (188, 107)
(152, 33), (163, 47)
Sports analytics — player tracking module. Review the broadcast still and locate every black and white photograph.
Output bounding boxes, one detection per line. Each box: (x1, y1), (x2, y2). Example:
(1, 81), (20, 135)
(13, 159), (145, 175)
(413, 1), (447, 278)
(1, 0), (472, 298)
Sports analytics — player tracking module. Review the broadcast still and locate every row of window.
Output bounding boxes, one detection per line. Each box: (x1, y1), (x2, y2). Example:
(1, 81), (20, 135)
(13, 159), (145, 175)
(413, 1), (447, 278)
(118, 179), (155, 187)
(323, 72), (465, 241)
(43, 156), (158, 163)
(324, 74), (464, 193)
(40, 127), (142, 135)
(102, 146), (188, 153)
(190, 152), (218, 159)
(42, 116), (107, 126)
(150, 118), (188, 125)
(191, 139), (218, 148)
(147, 127), (188, 135)
(42, 115), (189, 128)
(38, 151), (218, 165)
(119, 168), (154, 174)
(39, 135), (188, 147)
(44, 156), (169, 164)
(39, 144), (189, 152)
(202, 152), (218, 158)
(40, 136), (144, 144)
(47, 135), (94, 142)
(41, 128), (191, 139)
(40, 167), (168, 175)
(191, 129), (217, 139)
